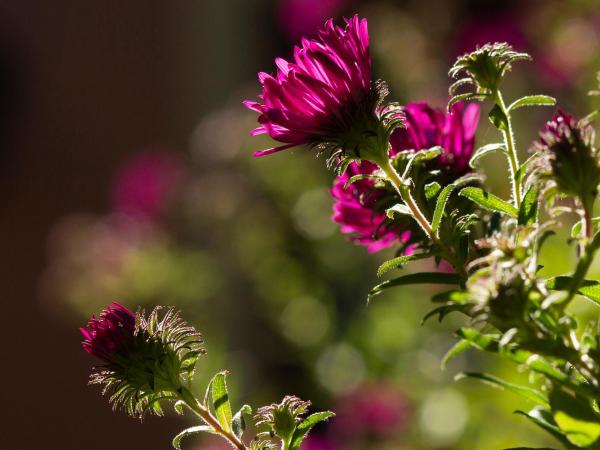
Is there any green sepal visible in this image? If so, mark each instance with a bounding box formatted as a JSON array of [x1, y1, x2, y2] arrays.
[[289, 411, 335, 450]]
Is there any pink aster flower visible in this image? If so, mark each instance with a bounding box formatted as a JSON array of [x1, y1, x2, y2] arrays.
[[331, 160, 410, 253], [391, 101, 480, 179], [245, 16, 390, 159], [80, 301, 136, 364], [331, 101, 479, 252], [332, 383, 410, 440]]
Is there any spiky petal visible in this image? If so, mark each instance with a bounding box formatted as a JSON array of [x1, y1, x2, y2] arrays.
[[245, 16, 397, 162]]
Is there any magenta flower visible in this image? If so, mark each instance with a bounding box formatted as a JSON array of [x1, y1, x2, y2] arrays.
[[391, 101, 480, 179], [331, 101, 479, 252], [245, 15, 377, 158], [331, 160, 410, 253], [80, 301, 136, 364], [301, 435, 337, 450]]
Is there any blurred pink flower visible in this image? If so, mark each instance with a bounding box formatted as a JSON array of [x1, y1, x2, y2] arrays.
[[332, 382, 410, 440], [277, 0, 349, 41], [301, 435, 337, 450], [111, 150, 184, 221], [245, 15, 372, 156], [454, 14, 527, 58]]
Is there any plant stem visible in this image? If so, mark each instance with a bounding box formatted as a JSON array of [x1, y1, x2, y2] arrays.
[[494, 90, 522, 208], [379, 158, 468, 280], [179, 386, 247, 450]]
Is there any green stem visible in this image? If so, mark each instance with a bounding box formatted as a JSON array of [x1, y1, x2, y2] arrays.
[[379, 158, 468, 280], [179, 386, 247, 450], [494, 90, 522, 208]]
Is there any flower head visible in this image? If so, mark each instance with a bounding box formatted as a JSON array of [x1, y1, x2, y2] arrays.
[[81, 303, 205, 417], [81, 301, 136, 364], [245, 16, 399, 163], [331, 160, 411, 253], [449, 42, 531, 102], [391, 101, 480, 179], [533, 110, 600, 208], [331, 102, 479, 253]]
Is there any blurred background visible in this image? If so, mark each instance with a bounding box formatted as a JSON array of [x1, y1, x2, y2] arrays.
[[3, 1, 600, 449]]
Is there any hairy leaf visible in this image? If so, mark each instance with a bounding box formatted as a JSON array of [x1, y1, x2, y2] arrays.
[[377, 253, 431, 277], [518, 184, 539, 225], [469, 143, 506, 168], [459, 186, 518, 217], [211, 371, 232, 433], [172, 426, 215, 449], [232, 404, 252, 439], [508, 95, 556, 111], [368, 272, 462, 302], [289, 411, 335, 450], [489, 104, 509, 131], [455, 372, 549, 407], [546, 276, 600, 306]]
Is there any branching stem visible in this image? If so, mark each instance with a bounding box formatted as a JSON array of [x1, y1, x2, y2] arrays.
[[494, 90, 522, 208]]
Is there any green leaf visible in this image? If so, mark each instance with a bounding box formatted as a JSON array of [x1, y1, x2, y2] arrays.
[[432, 184, 456, 234], [377, 253, 431, 277], [489, 104, 509, 131], [211, 371, 233, 433], [431, 290, 470, 304], [441, 339, 472, 369], [172, 426, 215, 449], [571, 217, 600, 238], [508, 95, 556, 111], [469, 143, 506, 168], [425, 181, 441, 200], [368, 272, 462, 302], [289, 411, 335, 450], [422, 304, 465, 324], [455, 372, 549, 408], [546, 276, 600, 306], [386, 203, 412, 219], [579, 109, 600, 127], [518, 184, 539, 225], [550, 388, 600, 447], [231, 404, 252, 439], [343, 173, 386, 189], [515, 408, 574, 449], [459, 186, 518, 217]]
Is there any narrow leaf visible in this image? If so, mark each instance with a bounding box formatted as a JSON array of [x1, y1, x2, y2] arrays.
[[546, 276, 600, 305], [571, 217, 600, 238], [515, 408, 574, 449], [508, 95, 556, 111], [469, 143, 506, 168], [459, 187, 518, 217], [432, 184, 455, 234], [455, 372, 549, 407], [518, 184, 539, 225], [368, 272, 461, 302], [231, 404, 252, 439], [289, 411, 335, 450], [489, 104, 509, 131], [386, 203, 412, 219], [422, 304, 465, 324], [377, 253, 431, 277], [441, 339, 471, 370], [172, 426, 215, 450], [211, 371, 232, 433], [579, 109, 600, 127]]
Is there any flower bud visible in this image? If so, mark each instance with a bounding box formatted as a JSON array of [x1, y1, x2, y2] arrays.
[[255, 396, 311, 441], [449, 42, 531, 94], [534, 110, 600, 209], [81, 302, 205, 417]]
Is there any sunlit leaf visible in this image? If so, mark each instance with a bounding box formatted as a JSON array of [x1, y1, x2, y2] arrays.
[[508, 95, 556, 111], [368, 272, 462, 302], [211, 371, 232, 433], [455, 372, 549, 407], [518, 184, 539, 225], [469, 143, 506, 168], [172, 426, 215, 449], [377, 253, 431, 277], [232, 404, 252, 439], [289, 411, 335, 450], [459, 187, 518, 217]]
